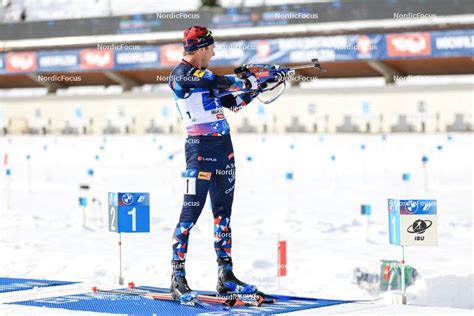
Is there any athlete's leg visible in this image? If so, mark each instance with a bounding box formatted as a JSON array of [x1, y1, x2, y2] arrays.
[[209, 146, 235, 260], [172, 140, 214, 263], [209, 138, 257, 294], [171, 139, 217, 298]]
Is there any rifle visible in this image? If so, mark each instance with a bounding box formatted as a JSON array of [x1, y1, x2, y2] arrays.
[[215, 58, 326, 104]]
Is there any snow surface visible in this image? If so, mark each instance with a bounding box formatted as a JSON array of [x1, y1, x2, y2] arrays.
[[0, 133, 472, 315]]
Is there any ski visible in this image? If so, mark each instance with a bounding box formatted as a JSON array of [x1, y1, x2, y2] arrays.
[[128, 282, 268, 307], [210, 291, 270, 306], [256, 291, 381, 304], [128, 283, 270, 307], [91, 287, 228, 311]]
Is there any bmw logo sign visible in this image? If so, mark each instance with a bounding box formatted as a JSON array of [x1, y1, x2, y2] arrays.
[[122, 193, 134, 205], [405, 200, 418, 214]]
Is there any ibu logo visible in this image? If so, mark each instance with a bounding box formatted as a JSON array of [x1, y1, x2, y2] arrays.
[[407, 219, 433, 235]]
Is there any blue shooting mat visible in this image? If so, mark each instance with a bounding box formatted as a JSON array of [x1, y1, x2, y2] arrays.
[[9, 285, 351, 315], [0, 277, 77, 293]]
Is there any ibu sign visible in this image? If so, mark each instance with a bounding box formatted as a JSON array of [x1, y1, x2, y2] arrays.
[[108, 192, 150, 233], [388, 199, 437, 246]]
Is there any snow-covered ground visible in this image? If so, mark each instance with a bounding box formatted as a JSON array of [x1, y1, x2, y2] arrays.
[[0, 133, 472, 315]]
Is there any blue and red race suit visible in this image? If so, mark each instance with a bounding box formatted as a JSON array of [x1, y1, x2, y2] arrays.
[[169, 59, 257, 263]]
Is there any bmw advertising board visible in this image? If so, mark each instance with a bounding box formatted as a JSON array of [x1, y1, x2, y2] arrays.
[[108, 192, 150, 233]]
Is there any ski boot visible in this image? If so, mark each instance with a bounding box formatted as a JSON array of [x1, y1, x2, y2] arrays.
[[170, 260, 196, 303], [216, 258, 257, 294]]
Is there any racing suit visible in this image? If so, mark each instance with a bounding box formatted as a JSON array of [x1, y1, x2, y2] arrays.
[[169, 59, 257, 263]]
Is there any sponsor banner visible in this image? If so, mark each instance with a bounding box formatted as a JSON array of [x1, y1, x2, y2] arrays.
[[352, 34, 385, 60], [160, 44, 183, 67], [5, 51, 37, 73], [0, 29, 472, 75], [431, 29, 474, 57], [211, 33, 385, 66], [80, 49, 114, 69], [279, 35, 354, 62], [382, 29, 473, 59], [115, 46, 160, 69], [386, 32, 432, 58], [37, 50, 80, 72], [117, 192, 149, 206], [399, 199, 437, 215], [211, 41, 254, 66], [284, 33, 384, 62]]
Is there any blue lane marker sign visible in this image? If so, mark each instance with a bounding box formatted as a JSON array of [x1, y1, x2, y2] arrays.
[[361, 204, 371, 216], [79, 197, 88, 207], [388, 199, 401, 245], [108, 193, 150, 233]]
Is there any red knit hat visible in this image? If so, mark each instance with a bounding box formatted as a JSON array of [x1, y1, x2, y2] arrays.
[[183, 26, 214, 52]]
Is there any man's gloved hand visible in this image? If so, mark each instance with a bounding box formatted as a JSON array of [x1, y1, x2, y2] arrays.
[[265, 69, 290, 83], [244, 74, 260, 91]]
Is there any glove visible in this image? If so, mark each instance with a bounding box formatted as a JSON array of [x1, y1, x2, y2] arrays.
[[265, 69, 289, 83], [244, 74, 260, 91]]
